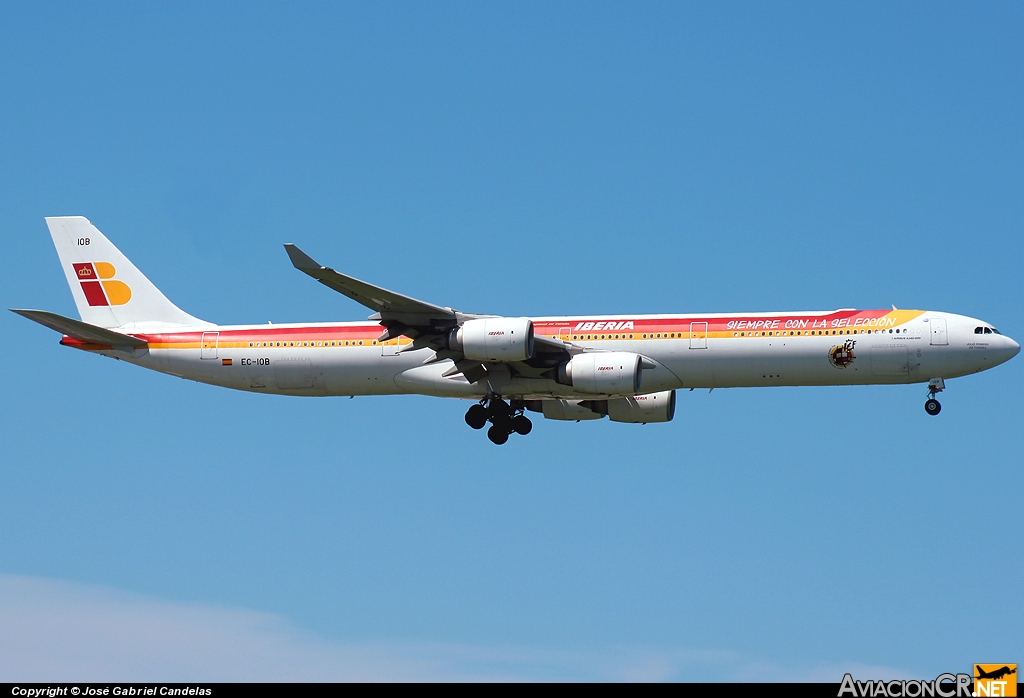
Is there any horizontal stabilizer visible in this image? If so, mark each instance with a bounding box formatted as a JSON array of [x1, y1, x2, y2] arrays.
[[10, 309, 148, 347], [284, 244, 456, 321]]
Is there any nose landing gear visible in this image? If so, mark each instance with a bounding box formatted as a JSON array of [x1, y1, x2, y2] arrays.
[[465, 396, 533, 444], [925, 377, 945, 416]]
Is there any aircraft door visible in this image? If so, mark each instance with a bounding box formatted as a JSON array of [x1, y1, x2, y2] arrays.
[[381, 337, 401, 356], [200, 332, 219, 359], [929, 318, 948, 346], [689, 322, 708, 349]]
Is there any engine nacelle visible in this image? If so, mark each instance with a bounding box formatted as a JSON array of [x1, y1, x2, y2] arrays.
[[538, 399, 604, 421], [449, 317, 534, 362], [606, 390, 676, 423], [557, 351, 642, 395]]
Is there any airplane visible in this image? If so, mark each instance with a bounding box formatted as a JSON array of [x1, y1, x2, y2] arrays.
[[12, 216, 1020, 445], [975, 666, 1016, 681]]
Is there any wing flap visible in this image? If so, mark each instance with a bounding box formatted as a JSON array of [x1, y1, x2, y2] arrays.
[[11, 309, 148, 347]]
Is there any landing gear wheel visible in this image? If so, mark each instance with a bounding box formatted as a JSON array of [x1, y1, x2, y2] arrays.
[[492, 413, 513, 432], [512, 415, 533, 435], [924, 399, 941, 416], [487, 400, 511, 421], [487, 424, 510, 445], [465, 404, 487, 429]]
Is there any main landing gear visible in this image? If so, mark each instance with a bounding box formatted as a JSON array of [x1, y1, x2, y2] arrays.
[[925, 377, 945, 416], [465, 396, 533, 444]]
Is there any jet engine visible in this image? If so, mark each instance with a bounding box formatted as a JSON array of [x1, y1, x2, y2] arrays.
[[531, 390, 676, 424], [537, 399, 604, 421], [448, 318, 534, 362], [602, 390, 676, 423], [555, 351, 642, 395]]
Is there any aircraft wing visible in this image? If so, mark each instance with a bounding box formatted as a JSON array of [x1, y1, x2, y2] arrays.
[[11, 309, 148, 347], [284, 244, 578, 382], [533, 333, 583, 354], [284, 244, 457, 323]]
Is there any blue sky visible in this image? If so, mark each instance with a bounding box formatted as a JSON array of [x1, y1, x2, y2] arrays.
[[1, 2, 1021, 681]]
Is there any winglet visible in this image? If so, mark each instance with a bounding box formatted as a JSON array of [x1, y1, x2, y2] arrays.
[[284, 243, 322, 272]]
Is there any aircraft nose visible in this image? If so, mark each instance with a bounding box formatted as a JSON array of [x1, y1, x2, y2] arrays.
[[1009, 337, 1021, 359]]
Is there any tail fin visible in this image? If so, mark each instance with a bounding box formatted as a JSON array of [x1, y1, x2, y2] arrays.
[[46, 216, 208, 329]]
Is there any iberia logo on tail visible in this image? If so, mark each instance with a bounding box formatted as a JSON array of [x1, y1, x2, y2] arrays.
[[72, 262, 132, 306]]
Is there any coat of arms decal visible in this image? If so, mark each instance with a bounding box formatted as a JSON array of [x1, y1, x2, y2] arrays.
[[829, 339, 857, 368]]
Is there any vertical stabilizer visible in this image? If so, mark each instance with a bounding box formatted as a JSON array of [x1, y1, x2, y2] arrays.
[[46, 216, 209, 329]]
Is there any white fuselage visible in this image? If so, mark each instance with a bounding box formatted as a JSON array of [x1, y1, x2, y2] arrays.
[[74, 309, 1019, 400]]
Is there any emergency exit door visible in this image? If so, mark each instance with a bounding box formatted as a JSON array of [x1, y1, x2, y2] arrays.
[[200, 332, 219, 359], [690, 322, 708, 349]]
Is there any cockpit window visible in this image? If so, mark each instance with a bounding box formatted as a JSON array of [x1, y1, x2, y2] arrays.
[[992, 328, 1001, 335], [984, 327, 992, 334], [975, 327, 984, 334]]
